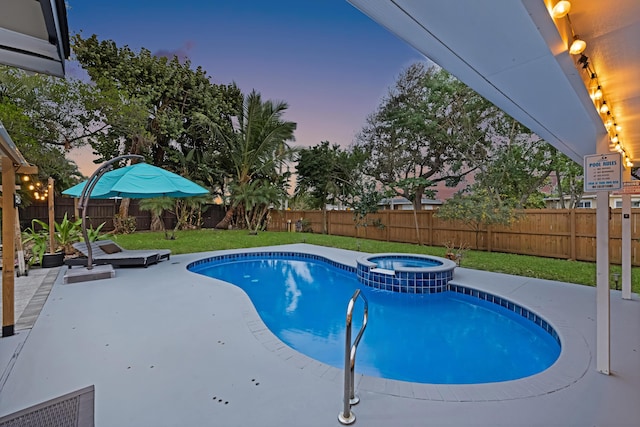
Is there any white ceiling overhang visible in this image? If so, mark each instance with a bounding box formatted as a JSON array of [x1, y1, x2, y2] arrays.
[[347, 0, 640, 165], [0, 0, 70, 78]]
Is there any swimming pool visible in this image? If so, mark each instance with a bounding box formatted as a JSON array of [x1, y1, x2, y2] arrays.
[[188, 252, 561, 384]]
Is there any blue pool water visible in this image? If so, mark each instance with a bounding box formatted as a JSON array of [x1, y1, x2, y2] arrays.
[[190, 256, 561, 384], [368, 255, 441, 269]]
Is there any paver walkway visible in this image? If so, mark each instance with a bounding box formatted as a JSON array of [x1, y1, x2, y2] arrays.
[[0, 266, 60, 329]]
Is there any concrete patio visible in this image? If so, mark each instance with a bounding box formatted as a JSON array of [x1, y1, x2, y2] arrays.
[[0, 244, 638, 426]]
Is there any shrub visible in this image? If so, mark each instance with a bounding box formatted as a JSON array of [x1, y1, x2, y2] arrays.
[[113, 214, 137, 234]]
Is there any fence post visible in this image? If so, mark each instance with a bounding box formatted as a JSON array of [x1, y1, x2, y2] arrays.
[[385, 210, 390, 242], [487, 225, 492, 252], [427, 211, 433, 246], [73, 198, 79, 221], [570, 209, 576, 260]]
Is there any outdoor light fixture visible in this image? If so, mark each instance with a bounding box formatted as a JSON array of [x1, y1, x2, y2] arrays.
[[548, 1, 632, 168], [569, 35, 586, 55], [27, 180, 49, 200], [551, 1, 571, 18], [594, 85, 603, 100], [599, 101, 609, 114]]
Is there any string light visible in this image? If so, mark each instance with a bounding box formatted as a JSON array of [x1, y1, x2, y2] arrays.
[[25, 179, 49, 201], [548, 1, 633, 168], [551, 1, 571, 18], [569, 35, 587, 55], [599, 101, 609, 114], [593, 85, 603, 100]]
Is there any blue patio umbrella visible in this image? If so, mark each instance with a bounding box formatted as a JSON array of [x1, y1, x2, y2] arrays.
[[62, 163, 209, 199], [62, 157, 209, 271]]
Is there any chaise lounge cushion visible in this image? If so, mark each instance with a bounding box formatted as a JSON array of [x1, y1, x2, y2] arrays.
[[98, 243, 122, 254]]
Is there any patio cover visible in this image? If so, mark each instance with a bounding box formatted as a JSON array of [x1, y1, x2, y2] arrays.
[[1, 0, 70, 337], [0, 0, 70, 78]]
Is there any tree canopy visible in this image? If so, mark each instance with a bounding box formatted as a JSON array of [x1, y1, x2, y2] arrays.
[[295, 141, 364, 233], [357, 60, 585, 231], [355, 62, 496, 210], [0, 66, 85, 194], [72, 34, 243, 184]]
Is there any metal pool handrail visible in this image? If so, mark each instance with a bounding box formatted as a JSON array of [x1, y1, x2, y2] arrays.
[[338, 289, 369, 425]]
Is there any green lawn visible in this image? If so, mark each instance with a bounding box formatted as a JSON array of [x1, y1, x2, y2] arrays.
[[112, 229, 640, 294]]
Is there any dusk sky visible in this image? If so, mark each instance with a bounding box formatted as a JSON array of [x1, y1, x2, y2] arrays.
[[65, 0, 426, 176]]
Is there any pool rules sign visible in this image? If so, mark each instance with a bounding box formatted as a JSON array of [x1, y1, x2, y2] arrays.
[[584, 153, 622, 191]]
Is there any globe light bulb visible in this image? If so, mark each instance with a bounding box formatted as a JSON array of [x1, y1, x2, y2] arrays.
[[594, 86, 603, 100], [551, 1, 571, 18]]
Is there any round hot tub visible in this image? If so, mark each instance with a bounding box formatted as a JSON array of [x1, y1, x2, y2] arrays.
[[356, 253, 456, 293]]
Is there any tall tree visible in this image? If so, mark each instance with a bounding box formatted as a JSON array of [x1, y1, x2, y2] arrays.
[[72, 34, 241, 171], [552, 152, 584, 208], [295, 141, 360, 233], [356, 62, 495, 211], [200, 90, 296, 229], [472, 117, 556, 209], [72, 34, 242, 222], [232, 179, 284, 234]]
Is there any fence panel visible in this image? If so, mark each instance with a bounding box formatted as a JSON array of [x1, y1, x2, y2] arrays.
[[19, 198, 225, 232], [267, 208, 640, 267], [23, 202, 640, 266], [329, 211, 356, 238]]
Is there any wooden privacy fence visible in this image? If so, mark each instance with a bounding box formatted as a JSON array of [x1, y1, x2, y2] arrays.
[[269, 209, 640, 266], [19, 198, 226, 232]]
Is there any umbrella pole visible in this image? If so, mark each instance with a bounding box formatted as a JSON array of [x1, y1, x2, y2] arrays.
[[79, 155, 144, 269]]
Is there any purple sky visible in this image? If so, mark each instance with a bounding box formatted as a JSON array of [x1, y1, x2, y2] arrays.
[[65, 0, 424, 176]]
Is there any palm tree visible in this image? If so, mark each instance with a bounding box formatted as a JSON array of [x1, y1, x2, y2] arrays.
[[232, 179, 283, 234], [214, 90, 296, 229], [138, 197, 175, 239]]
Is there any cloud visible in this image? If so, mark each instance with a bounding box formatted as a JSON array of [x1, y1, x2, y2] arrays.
[[153, 40, 195, 63]]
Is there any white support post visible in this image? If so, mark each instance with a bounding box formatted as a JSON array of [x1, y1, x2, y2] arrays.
[[596, 190, 610, 374], [593, 134, 613, 375], [621, 168, 632, 300]]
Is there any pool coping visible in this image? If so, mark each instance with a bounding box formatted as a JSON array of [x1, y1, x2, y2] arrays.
[[193, 246, 591, 402]]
